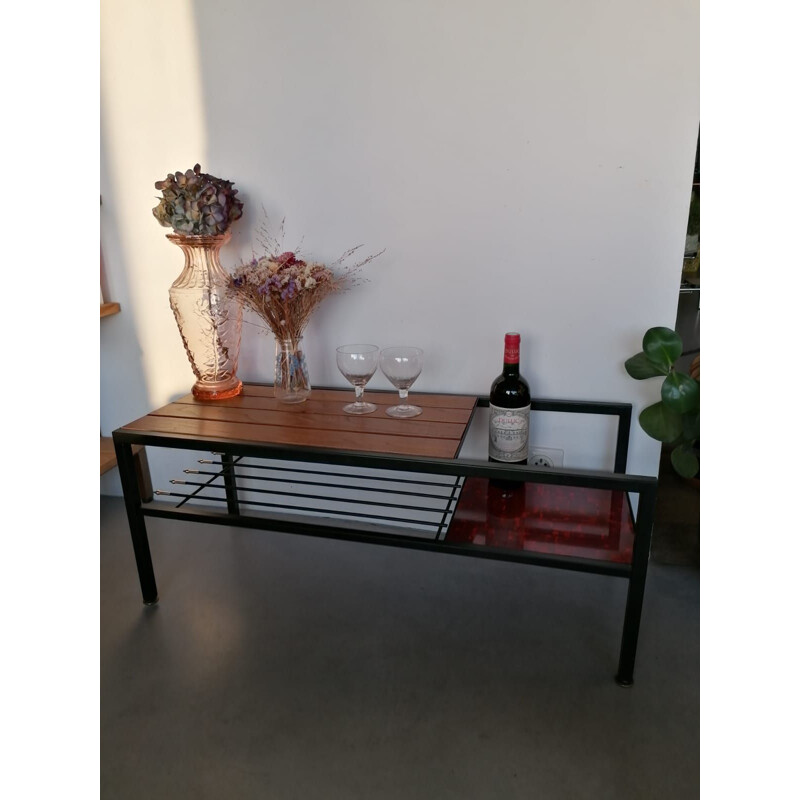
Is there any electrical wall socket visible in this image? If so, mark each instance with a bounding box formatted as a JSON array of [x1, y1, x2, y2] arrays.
[[529, 447, 564, 468]]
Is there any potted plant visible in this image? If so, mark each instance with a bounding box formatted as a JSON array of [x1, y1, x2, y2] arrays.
[[152, 164, 245, 400], [624, 327, 699, 479]]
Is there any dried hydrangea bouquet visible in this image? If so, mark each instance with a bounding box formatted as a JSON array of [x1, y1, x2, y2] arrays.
[[230, 217, 383, 403], [153, 164, 245, 400]]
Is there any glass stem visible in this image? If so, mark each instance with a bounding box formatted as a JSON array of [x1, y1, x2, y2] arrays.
[[355, 385, 365, 404], [398, 388, 409, 406]]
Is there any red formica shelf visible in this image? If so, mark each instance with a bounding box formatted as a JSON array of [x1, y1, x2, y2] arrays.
[[447, 478, 634, 564]]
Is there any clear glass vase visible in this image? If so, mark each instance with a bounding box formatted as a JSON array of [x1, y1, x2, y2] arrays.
[[167, 232, 243, 400], [274, 336, 311, 403]]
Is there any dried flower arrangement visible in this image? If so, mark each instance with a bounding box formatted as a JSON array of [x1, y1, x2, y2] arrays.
[[230, 216, 384, 347], [153, 164, 244, 235]]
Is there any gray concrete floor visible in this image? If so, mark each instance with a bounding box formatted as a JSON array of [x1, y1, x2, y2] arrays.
[[101, 494, 699, 799]]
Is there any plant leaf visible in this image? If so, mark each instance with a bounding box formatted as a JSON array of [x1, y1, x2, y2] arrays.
[[625, 351, 669, 379], [682, 412, 700, 442], [671, 444, 699, 479], [643, 327, 683, 372], [661, 371, 700, 413], [639, 401, 683, 443]]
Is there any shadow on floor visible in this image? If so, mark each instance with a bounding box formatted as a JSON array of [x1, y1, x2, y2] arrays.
[[101, 489, 699, 800]]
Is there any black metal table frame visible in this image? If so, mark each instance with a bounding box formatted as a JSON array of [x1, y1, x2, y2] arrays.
[[113, 392, 658, 686]]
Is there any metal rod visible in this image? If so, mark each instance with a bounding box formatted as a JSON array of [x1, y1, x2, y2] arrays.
[[192, 383, 634, 419], [614, 406, 632, 474], [184, 469, 456, 501], [113, 435, 159, 605], [152, 490, 444, 528], [615, 483, 657, 686], [221, 453, 240, 515], [164, 480, 452, 517], [436, 476, 464, 540], [142, 502, 633, 578], [156, 489, 226, 499], [455, 402, 479, 458], [175, 463, 225, 509], [196, 459, 457, 488], [113, 430, 657, 494]]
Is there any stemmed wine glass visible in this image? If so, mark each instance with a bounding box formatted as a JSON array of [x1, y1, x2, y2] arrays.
[[336, 344, 380, 414], [379, 346, 424, 418]]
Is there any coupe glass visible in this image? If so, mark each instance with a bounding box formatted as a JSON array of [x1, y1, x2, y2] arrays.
[[336, 344, 380, 414], [379, 346, 424, 418]]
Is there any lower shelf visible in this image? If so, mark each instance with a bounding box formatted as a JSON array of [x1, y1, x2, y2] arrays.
[[147, 451, 635, 571], [446, 478, 634, 564], [154, 453, 463, 537]]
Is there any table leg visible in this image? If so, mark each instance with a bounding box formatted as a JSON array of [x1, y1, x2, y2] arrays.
[[615, 485, 657, 686], [133, 446, 153, 503], [114, 437, 159, 605], [436, 476, 462, 540], [221, 453, 240, 515]]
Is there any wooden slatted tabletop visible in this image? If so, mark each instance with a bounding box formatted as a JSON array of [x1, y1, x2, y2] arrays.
[[122, 384, 478, 459]]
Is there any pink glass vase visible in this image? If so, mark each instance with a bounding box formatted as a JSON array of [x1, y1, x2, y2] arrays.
[[167, 232, 243, 400]]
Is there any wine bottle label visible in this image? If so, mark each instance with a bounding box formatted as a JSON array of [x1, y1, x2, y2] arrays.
[[489, 404, 530, 462]]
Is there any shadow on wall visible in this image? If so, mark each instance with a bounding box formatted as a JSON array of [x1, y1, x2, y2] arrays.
[[100, 141, 151, 435], [100, 0, 215, 494], [100, 135, 153, 495]]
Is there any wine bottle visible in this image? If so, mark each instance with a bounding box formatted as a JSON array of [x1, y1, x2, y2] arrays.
[[488, 332, 531, 464]]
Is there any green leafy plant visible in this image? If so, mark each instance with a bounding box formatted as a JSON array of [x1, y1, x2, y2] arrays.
[[152, 163, 244, 235], [625, 327, 699, 479]]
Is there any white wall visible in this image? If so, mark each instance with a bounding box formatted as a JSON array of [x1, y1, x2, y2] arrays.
[[100, 0, 699, 496]]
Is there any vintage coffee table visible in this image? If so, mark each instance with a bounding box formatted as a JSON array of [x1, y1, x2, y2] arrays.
[[113, 384, 658, 686]]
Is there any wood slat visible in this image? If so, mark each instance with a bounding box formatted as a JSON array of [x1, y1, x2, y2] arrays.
[[234, 385, 477, 409], [171, 392, 474, 424], [100, 302, 121, 318], [149, 401, 467, 440], [100, 436, 118, 474], [122, 414, 461, 459], [100, 436, 144, 474]]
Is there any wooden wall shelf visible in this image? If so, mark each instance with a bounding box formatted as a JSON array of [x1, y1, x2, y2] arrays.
[[101, 436, 125, 475], [101, 294, 152, 497], [101, 436, 152, 501]]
